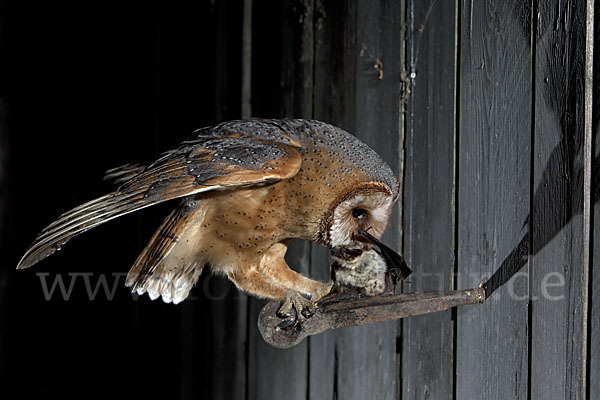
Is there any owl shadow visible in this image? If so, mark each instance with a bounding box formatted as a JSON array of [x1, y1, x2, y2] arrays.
[[483, 136, 598, 298], [482, 2, 597, 297]]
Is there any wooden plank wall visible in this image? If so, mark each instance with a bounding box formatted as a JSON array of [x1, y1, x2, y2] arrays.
[[248, 1, 404, 398], [407, 0, 595, 399], [1, 0, 598, 399], [403, 0, 456, 398], [246, 4, 595, 398], [247, 1, 312, 399], [592, 0, 599, 391], [592, 2, 600, 394], [531, 1, 589, 399], [320, 2, 402, 399], [456, 1, 532, 399], [0, 0, 7, 379], [246, 1, 591, 398]]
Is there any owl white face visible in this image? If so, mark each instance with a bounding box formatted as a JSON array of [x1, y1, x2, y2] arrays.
[[328, 190, 394, 248]]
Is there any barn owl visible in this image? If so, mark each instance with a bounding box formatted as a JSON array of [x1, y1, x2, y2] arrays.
[[17, 119, 409, 322]]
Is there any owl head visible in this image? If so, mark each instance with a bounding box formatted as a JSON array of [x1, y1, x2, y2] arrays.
[[325, 181, 395, 249], [324, 181, 411, 282]]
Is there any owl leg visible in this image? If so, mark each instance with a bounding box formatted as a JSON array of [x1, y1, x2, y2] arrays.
[[227, 269, 289, 299], [228, 242, 333, 323], [226, 246, 327, 301], [259, 243, 333, 301], [226, 267, 316, 323], [260, 243, 333, 323]]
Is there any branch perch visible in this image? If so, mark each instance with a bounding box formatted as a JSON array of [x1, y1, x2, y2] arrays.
[[258, 287, 486, 348]]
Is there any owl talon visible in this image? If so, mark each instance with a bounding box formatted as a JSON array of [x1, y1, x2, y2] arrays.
[[277, 290, 317, 324], [301, 308, 314, 319], [275, 308, 292, 319], [275, 318, 298, 331]]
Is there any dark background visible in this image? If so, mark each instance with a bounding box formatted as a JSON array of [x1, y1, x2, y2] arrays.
[[1, 1, 599, 399], [0, 1, 248, 398]]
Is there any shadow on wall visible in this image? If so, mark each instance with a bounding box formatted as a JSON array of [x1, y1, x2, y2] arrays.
[[484, 1, 595, 296]]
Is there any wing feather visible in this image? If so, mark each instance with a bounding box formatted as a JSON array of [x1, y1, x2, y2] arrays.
[[17, 130, 302, 269], [103, 163, 146, 184]]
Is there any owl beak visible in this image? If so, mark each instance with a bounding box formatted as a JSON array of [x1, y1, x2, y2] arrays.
[[357, 229, 412, 281]]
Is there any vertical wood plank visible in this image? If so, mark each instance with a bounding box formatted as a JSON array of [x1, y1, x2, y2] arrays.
[[247, 242, 309, 400], [202, 279, 248, 400], [307, 246, 336, 399], [247, 1, 314, 399], [277, 0, 315, 118], [132, 1, 247, 399], [207, 1, 247, 399], [0, 0, 8, 377], [591, 42, 599, 398], [313, 1, 402, 399], [402, 0, 457, 398], [311, 2, 358, 397], [584, 1, 594, 397], [307, 0, 337, 374], [456, 1, 531, 399], [531, 1, 589, 399], [0, 53, 8, 381], [183, 1, 246, 398], [241, 0, 252, 119], [591, 2, 600, 393]]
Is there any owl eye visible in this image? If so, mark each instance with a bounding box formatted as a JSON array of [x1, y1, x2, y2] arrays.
[[352, 208, 367, 219]]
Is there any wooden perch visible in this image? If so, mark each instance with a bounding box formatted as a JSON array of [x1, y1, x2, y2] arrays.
[[258, 287, 486, 348]]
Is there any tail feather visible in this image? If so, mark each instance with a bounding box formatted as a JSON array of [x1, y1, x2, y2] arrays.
[[17, 190, 151, 269], [125, 200, 206, 304], [126, 204, 188, 289]]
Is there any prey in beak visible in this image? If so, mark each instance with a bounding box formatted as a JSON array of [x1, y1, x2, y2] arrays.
[[357, 229, 412, 285], [327, 229, 411, 298]]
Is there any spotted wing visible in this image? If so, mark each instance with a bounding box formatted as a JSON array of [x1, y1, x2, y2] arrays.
[[17, 134, 302, 269]]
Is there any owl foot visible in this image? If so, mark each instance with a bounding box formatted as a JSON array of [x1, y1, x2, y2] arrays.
[[276, 290, 317, 326], [276, 281, 334, 329]]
